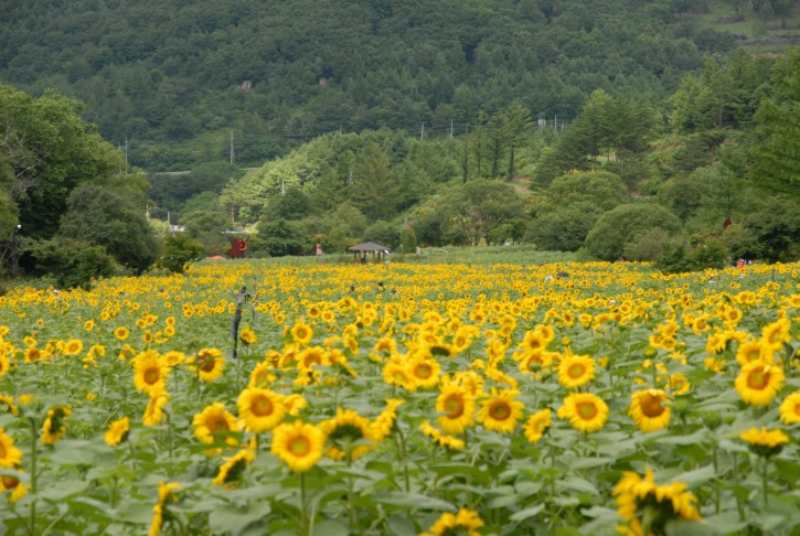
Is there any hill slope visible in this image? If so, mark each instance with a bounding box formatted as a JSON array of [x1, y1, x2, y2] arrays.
[[1, 0, 739, 169]]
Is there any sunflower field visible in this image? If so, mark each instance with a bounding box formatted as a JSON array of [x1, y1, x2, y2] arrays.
[[1, 260, 800, 535]]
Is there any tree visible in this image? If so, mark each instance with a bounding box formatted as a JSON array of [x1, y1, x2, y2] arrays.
[[547, 170, 627, 211], [585, 203, 682, 261], [749, 50, 800, 196], [59, 184, 159, 273], [266, 186, 311, 221], [255, 219, 307, 257]]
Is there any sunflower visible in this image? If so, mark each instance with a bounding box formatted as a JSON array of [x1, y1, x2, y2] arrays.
[[762, 318, 790, 351], [0, 352, 9, 377], [0, 395, 17, 416], [557, 393, 608, 433], [148, 481, 181, 536], [613, 467, 700, 536], [0, 428, 22, 468], [735, 361, 784, 407], [420, 420, 465, 451], [41, 405, 72, 445], [736, 339, 774, 366], [63, 339, 83, 356], [1, 472, 28, 503], [298, 346, 329, 369], [628, 389, 670, 432], [557, 354, 595, 389], [248, 361, 276, 388], [283, 394, 308, 417], [371, 399, 404, 441], [143, 393, 169, 427], [740, 427, 789, 457], [133, 351, 169, 396], [104, 417, 131, 447], [237, 387, 285, 432], [162, 351, 185, 367], [436, 383, 475, 434], [270, 420, 325, 472], [421, 508, 484, 536], [479, 389, 523, 434], [320, 408, 375, 461], [194, 348, 225, 382], [291, 321, 313, 346], [383, 357, 413, 390], [213, 448, 256, 486], [779, 391, 800, 425], [192, 402, 240, 446], [407, 354, 441, 389], [24, 347, 42, 363], [669, 373, 691, 396], [239, 326, 257, 346]]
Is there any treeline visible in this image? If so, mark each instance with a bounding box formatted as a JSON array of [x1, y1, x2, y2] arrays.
[[1, 0, 739, 169], [205, 49, 800, 270]]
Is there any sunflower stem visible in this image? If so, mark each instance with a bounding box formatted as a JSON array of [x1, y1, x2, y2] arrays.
[[347, 455, 357, 531], [394, 425, 410, 493], [299, 471, 309, 535], [29, 416, 38, 535], [762, 457, 769, 508]]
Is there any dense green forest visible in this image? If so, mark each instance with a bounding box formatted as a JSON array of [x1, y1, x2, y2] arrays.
[[2, 0, 800, 286], [0, 0, 758, 169]]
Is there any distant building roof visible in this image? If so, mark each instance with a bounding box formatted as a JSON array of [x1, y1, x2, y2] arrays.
[[349, 241, 391, 252]]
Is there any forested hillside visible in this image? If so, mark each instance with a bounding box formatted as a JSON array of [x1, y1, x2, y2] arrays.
[[1, 0, 744, 169]]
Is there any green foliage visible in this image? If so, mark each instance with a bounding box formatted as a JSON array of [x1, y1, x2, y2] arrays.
[[526, 203, 598, 252], [150, 161, 243, 213], [0, 0, 720, 169], [0, 85, 123, 240], [58, 184, 159, 273], [266, 187, 312, 221], [24, 237, 117, 289], [363, 220, 401, 250], [160, 233, 205, 273], [254, 219, 307, 257], [749, 49, 800, 195], [400, 226, 417, 254], [183, 210, 230, 256], [739, 197, 800, 262], [656, 233, 731, 273], [585, 203, 682, 261], [548, 170, 628, 211], [0, 191, 18, 242]]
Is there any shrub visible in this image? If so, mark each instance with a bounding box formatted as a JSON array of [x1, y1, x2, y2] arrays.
[[254, 219, 307, 257], [656, 234, 730, 273], [623, 228, 671, 261], [160, 233, 205, 273], [585, 203, 681, 261], [363, 220, 401, 250], [25, 237, 117, 289], [526, 203, 599, 251], [400, 226, 417, 253]]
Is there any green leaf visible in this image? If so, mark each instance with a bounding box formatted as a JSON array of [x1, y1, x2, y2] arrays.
[[387, 515, 416, 536], [376, 492, 454, 511], [509, 504, 544, 522], [557, 476, 597, 495], [671, 464, 716, 488], [312, 520, 349, 536], [209, 507, 269, 535]]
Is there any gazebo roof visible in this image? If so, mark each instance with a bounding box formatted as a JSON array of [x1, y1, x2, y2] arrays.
[[348, 241, 391, 252]]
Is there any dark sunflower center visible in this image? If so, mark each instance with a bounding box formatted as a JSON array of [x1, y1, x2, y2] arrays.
[[489, 402, 511, 421], [747, 369, 769, 390], [577, 401, 598, 420], [330, 423, 364, 443], [444, 396, 464, 418], [144, 367, 160, 385], [640, 394, 665, 418], [414, 363, 433, 379], [251, 395, 274, 417], [567, 363, 586, 379], [289, 435, 311, 456], [199, 356, 216, 372]]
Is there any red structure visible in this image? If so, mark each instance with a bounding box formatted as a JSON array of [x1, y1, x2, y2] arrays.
[[228, 237, 248, 258]]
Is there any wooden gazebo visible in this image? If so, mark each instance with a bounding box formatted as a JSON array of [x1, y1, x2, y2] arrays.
[[349, 241, 391, 263]]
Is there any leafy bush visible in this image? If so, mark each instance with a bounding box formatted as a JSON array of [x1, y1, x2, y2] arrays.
[[59, 184, 159, 273], [585, 203, 681, 261], [400, 226, 417, 253], [623, 228, 671, 261], [253, 219, 307, 257], [656, 234, 730, 273], [363, 221, 401, 250], [160, 233, 205, 273], [526, 204, 598, 252], [24, 237, 117, 289]]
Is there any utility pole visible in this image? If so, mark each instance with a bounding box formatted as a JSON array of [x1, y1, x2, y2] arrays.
[[230, 130, 235, 166], [449, 120, 454, 138], [420, 123, 425, 140], [124, 137, 129, 174]]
